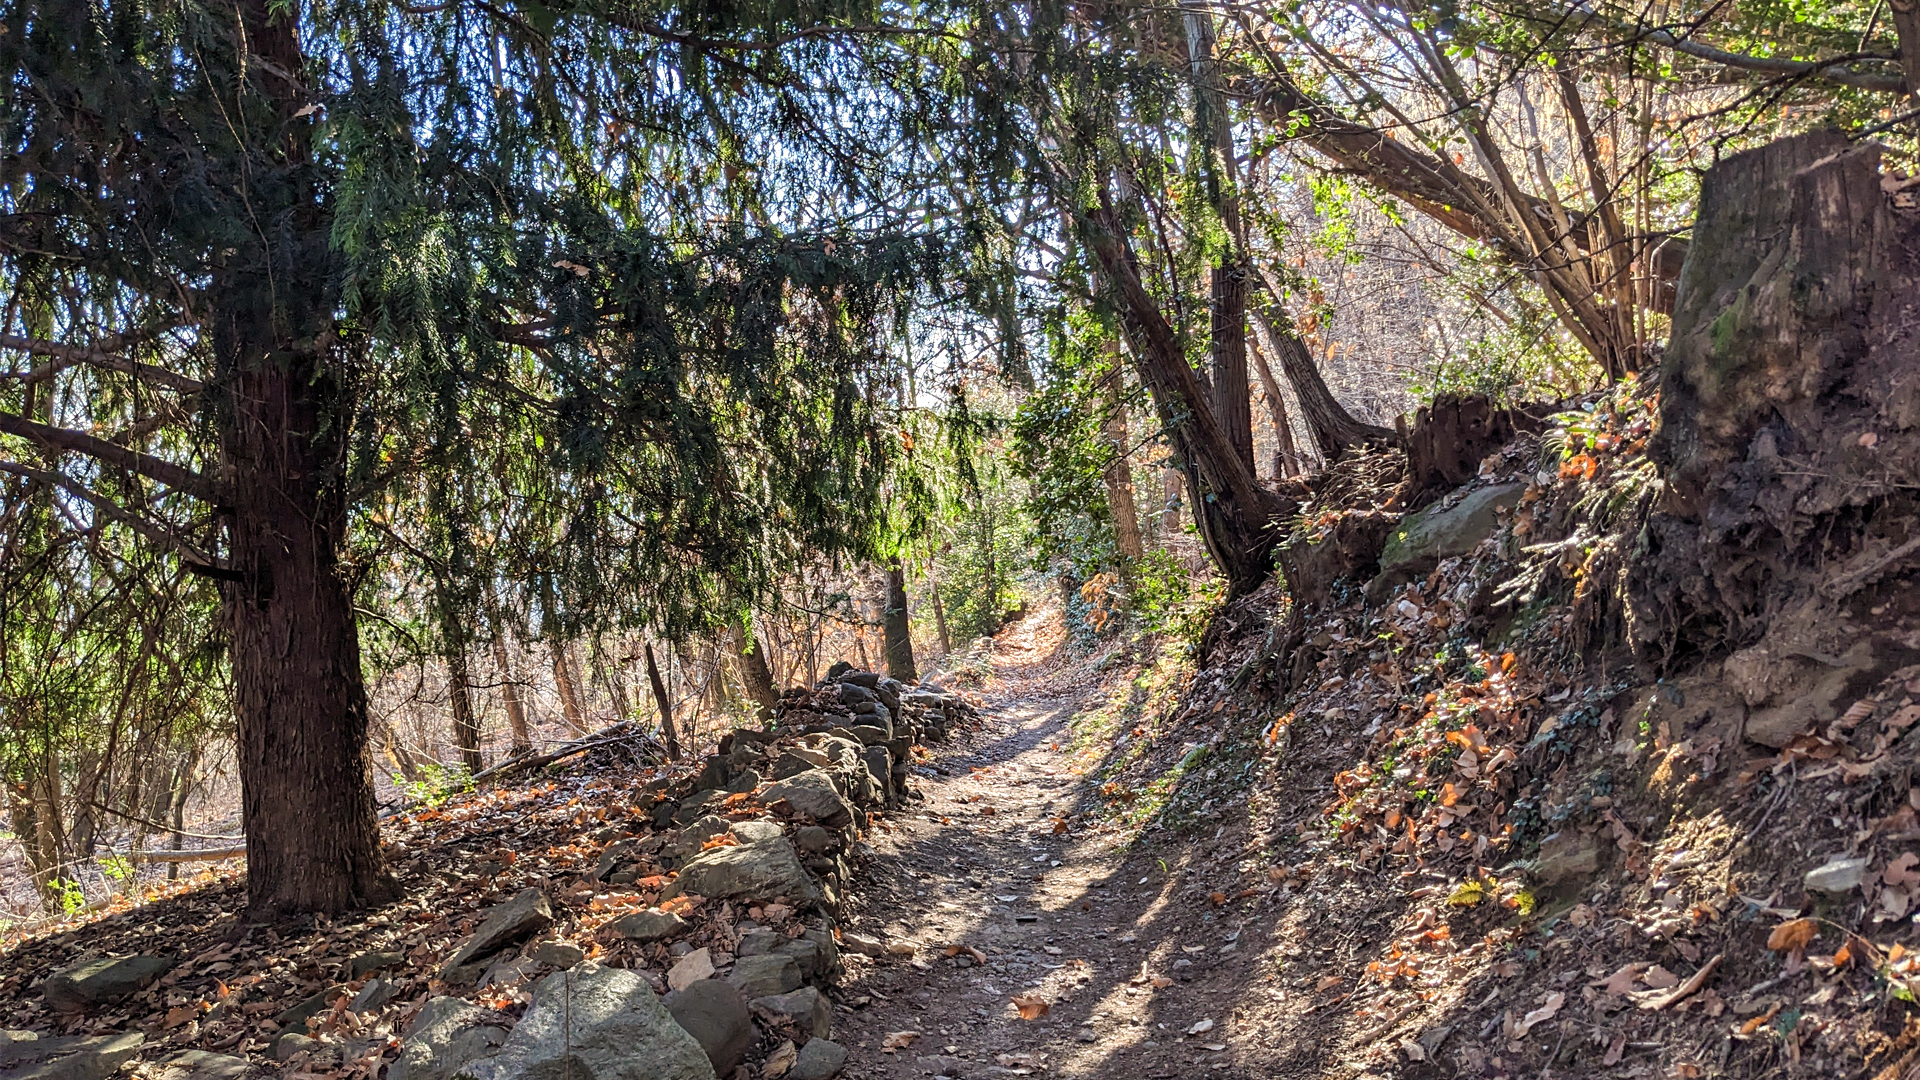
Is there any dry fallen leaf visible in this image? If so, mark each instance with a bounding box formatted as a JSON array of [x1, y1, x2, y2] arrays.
[[1152, 975, 1174, 989], [1512, 991, 1565, 1037], [761, 1039, 797, 1077], [1888, 853, 1920, 890], [1591, 962, 1650, 996], [1012, 994, 1050, 1020], [1186, 1018, 1215, 1035], [880, 1031, 921, 1051], [1315, 975, 1343, 992], [1642, 965, 1679, 990], [1767, 918, 1817, 953]]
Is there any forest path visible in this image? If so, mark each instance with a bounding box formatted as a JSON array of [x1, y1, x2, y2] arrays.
[[830, 617, 1301, 1080]]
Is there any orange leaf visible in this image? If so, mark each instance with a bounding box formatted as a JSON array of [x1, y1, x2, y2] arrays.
[[1767, 918, 1817, 953], [1011, 994, 1049, 1020]]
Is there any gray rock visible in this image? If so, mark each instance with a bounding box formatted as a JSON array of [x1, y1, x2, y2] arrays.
[[730, 820, 786, 846], [608, 908, 689, 944], [793, 826, 837, 854], [443, 888, 553, 972], [725, 953, 802, 998], [590, 840, 634, 882], [661, 840, 820, 906], [673, 789, 722, 825], [724, 769, 761, 795], [388, 997, 512, 1080], [861, 746, 892, 797], [848, 724, 891, 746], [663, 979, 753, 1075], [841, 671, 881, 689], [1534, 830, 1601, 887], [527, 941, 586, 968], [665, 816, 736, 861], [148, 1050, 250, 1080], [348, 978, 401, 1014], [748, 987, 831, 1039], [1367, 482, 1526, 600], [272, 1033, 320, 1062], [836, 683, 876, 706], [774, 938, 824, 980], [42, 954, 174, 1013], [0, 1032, 144, 1080], [349, 950, 405, 979], [791, 1038, 848, 1080], [275, 984, 347, 1032], [1806, 855, 1871, 895], [735, 930, 782, 956], [466, 963, 715, 1080], [761, 771, 855, 829], [773, 752, 823, 780]]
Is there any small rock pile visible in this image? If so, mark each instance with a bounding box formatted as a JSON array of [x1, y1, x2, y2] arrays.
[[379, 667, 976, 1080]]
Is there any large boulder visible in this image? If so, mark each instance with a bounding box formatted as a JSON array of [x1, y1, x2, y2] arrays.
[[0, 1031, 144, 1080], [467, 963, 715, 1080], [1366, 482, 1525, 600], [663, 979, 754, 1075], [443, 888, 553, 973], [42, 954, 173, 1013], [388, 997, 512, 1080], [725, 953, 802, 998], [761, 770, 855, 829], [661, 840, 820, 906]]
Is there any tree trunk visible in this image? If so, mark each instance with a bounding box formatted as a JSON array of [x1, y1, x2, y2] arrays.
[[224, 357, 390, 917], [1104, 375, 1146, 559], [732, 622, 779, 717], [592, 635, 634, 722], [1892, 1, 1920, 98], [210, 0, 387, 919], [645, 642, 681, 761], [550, 639, 589, 735], [927, 570, 953, 655], [1248, 295, 1394, 458], [165, 748, 197, 882], [446, 641, 482, 775], [1084, 201, 1284, 596], [1184, 5, 1257, 475], [883, 562, 918, 683], [1248, 329, 1305, 477], [493, 637, 533, 755]]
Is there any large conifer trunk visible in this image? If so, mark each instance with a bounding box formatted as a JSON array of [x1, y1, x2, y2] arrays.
[[224, 357, 389, 917]]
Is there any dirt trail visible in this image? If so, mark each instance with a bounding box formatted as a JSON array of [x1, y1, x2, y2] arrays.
[[832, 620, 1306, 1080]]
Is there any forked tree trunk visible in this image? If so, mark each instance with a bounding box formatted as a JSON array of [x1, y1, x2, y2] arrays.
[[1248, 331, 1305, 477], [223, 357, 389, 917], [645, 643, 681, 761], [1249, 296, 1394, 458], [493, 637, 534, 755], [1085, 201, 1284, 596], [883, 563, 918, 683]]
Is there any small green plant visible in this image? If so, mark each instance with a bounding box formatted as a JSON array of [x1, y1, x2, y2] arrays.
[[50, 877, 87, 915], [98, 854, 137, 885], [399, 762, 474, 808]]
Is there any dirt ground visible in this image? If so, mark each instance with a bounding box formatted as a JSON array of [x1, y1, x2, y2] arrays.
[[832, 614, 1341, 1080]]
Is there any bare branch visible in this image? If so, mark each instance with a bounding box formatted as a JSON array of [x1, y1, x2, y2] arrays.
[[0, 460, 226, 571], [0, 334, 206, 394], [0, 411, 218, 502]]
